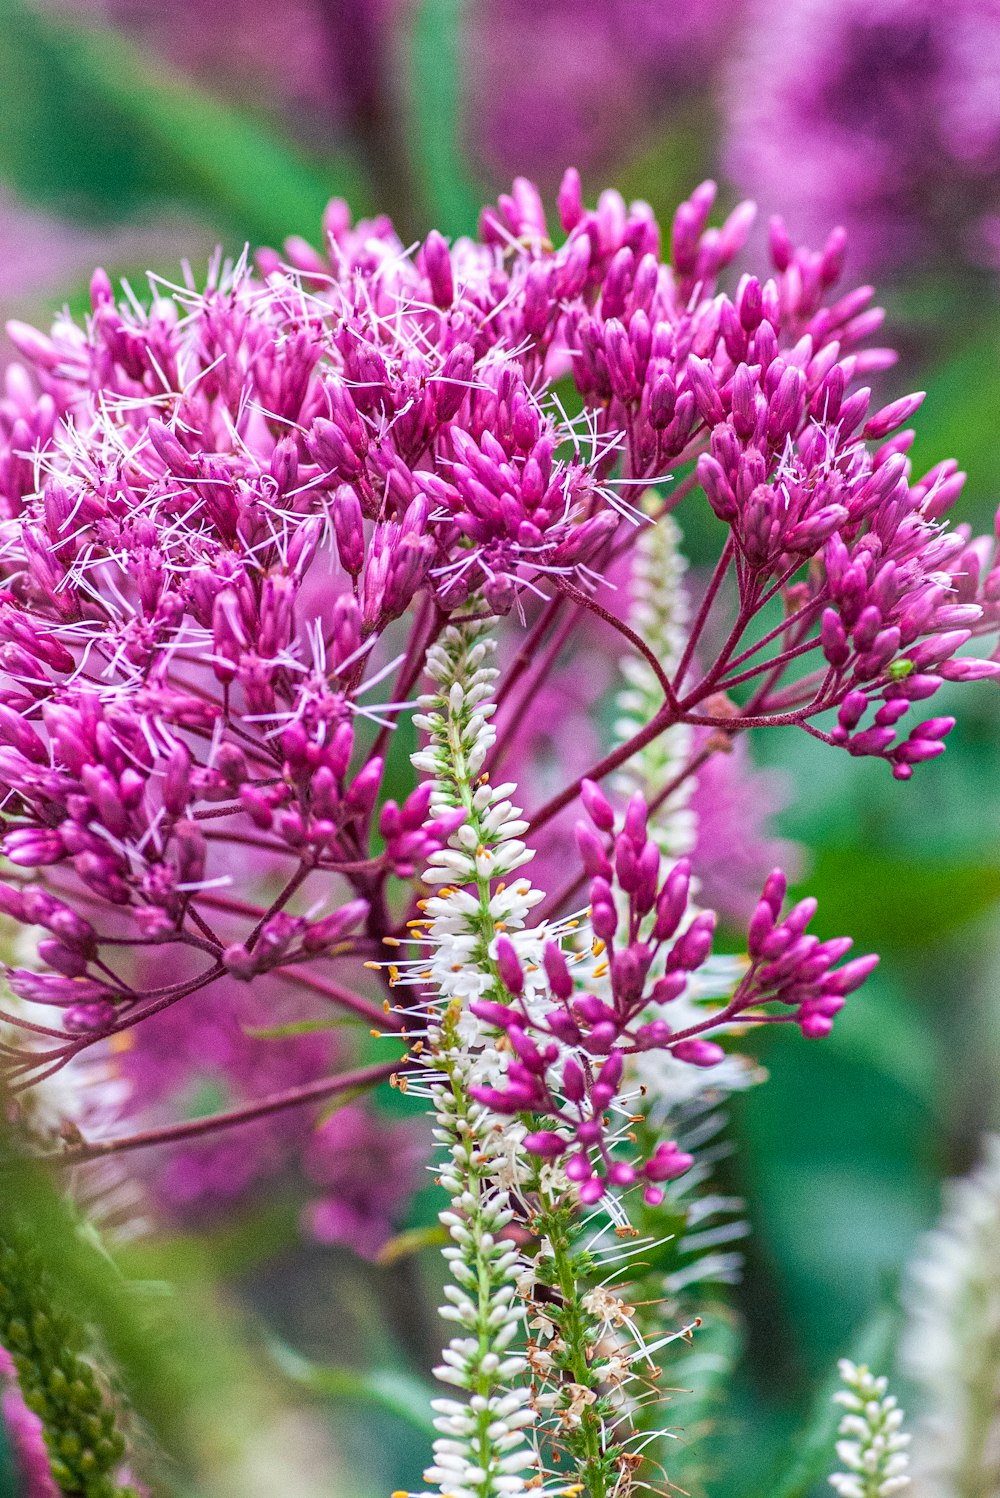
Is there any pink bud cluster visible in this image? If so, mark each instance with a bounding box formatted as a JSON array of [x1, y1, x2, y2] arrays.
[[468, 782, 876, 1203], [0, 171, 990, 1163]]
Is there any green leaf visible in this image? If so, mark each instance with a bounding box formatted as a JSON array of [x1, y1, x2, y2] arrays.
[[406, 0, 482, 237], [242, 1017, 364, 1040], [0, 0, 369, 243], [375, 1223, 449, 1265], [268, 1340, 436, 1436], [758, 1308, 898, 1498]]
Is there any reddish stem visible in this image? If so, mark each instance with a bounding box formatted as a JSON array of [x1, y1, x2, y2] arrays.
[[43, 1060, 399, 1165]]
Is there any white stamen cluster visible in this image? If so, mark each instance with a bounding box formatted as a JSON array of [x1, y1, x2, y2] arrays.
[[410, 623, 548, 1015], [900, 1133, 1000, 1496], [402, 620, 542, 1498], [413, 1064, 539, 1498], [829, 1360, 910, 1498]]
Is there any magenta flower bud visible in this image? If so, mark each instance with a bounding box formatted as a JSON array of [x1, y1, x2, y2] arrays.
[[584, 1021, 618, 1055], [697, 453, 737, 521], [686, 356, 725, 427], [635, 1019, 672, 1049], [614, 834, 639, 893], [332, 486, 366, 576], [766, 365, 805, 445], [651, 974, 686, 1005], [610, 948, 643, 1006], [894, 739, 946, 765], [0, 705, 46, 764], [422, 229, 454, 308], [863, 392, 926, 441], [147, 418, 198, 478], [580, 777, 615, 832], [644, 1140, 694, 1182], [379, 799, 402, 841], [781, 897, 817, 940], [556, 168, 584, 232], [912, 716, 955, 741], [849, 726, 897, 756], [604, 1161, 636, 1188], [800, 1013, 834, 1039], [666, 911, 716, 972], [0, 882, 26, 921], [762, 869, 787, 917], [469, 999, 515, 1030], [524, 1132, 567, 1159], [837, 691, 869, 732], [303, 899, 369, 952], [543, 942, 573, 1001], [3, 828, 64, 866], [747, 898, 775, 957], [623, 791, 649, 849], [435, 342, 475, 421], [786, 504, 849, 553], [37, 937, 88, 978], [162, 741, 191, 816], [768, 216, 792, 272], [174, 820, 207, 887], [576, 821, 612, 881], [821, 608, 850, 668], [345, 756, 383, 817], [597, 1050, 624, 1093], [64, 999, 116, 1033], [558, 1058, 585, 1106], [875, 700, 910, 728], [564, 1152, 593, 1184], [647, 370, 677, 431], [9, 971, 107, 1007], [604, 319, 640, 403], [938, 657, 1000, 682], [578, 1177, 606, 1204], [825, 954, 880, 996], [671, 1039, 725, 1068], [652, 859, 691, 941], [495, 935, 525, 996], [223, 942, 256, 979], [837, 387, 873, 435]]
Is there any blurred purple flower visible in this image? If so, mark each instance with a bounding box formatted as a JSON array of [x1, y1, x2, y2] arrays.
[[724, 0, 1000, 277], [116, 978, 337, 1216], [301, 1103, 426, 1260], [468, 0, 736, 182], [0, 186, 209, 315], [689, 738, 802, 925]]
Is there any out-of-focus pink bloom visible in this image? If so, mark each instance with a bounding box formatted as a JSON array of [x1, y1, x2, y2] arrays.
[[689, 738, 802, 926], [116, 978, 336, 1216], [468, 0, 736, 182], [0, 187, 209, 311], [725, 0, 1000, 277], [302, 1103, 426, 1260], [0, 1347, 59, 1498]]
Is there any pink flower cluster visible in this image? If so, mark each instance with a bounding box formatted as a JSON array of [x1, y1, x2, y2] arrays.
[[470, 782, 875, 1202], [0, 171, 992, 1211]]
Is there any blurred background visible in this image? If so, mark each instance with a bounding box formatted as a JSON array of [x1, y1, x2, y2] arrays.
[[2, 0, 1000, 1493]]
